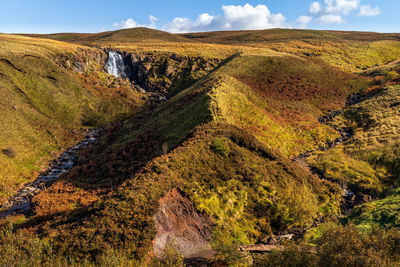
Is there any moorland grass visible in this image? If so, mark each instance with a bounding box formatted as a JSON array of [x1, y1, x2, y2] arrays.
[[1, 28, 400, 265], [309, 85, 400, 195], [0, 34, 144, 201]]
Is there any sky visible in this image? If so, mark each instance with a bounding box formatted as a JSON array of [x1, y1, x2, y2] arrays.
[[0, 0, 398, 34]]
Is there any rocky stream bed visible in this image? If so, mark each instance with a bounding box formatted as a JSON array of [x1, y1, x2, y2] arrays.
[[0, 128, 104, 219], [293, 93, 368, 216]]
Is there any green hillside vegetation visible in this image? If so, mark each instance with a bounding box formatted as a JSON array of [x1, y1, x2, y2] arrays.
[[309, 79, 400, 235], [29, 28, 400, 72], [182, 29, 400, 72], [309, 85, 400, 195], [347, 190, 400, 231], [181, 29, 400, 43], [1, 28, 400, 265], [0, 51, 374, 264], [0, 59, 343, 264], [0, 34, 145, 202], [211, 55, 369, 157], [0, 32, 223, 203]]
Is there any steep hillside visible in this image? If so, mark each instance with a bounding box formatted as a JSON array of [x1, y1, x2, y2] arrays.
[[1, 28, 400, 266], [310, 81, 400, 232], [0, 34, 147, 203], [310, 85, 400, 195], [0, 52, 373, 265], [211, 54, 369, 157], [0, 32, 223, 205]]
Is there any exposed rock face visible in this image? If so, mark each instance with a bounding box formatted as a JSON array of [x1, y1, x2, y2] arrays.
[[56, 48, 108, 73], [106, 51, 221, 95], [153, 188, 213, 260], [59, 48, 221, 98]]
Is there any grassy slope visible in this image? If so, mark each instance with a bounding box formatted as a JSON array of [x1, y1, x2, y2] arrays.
[[310, 84, 400, 195], [1, 28, 400, 264], [311, 83, 400, 231], [30, 28, 400, 71], [347, 190, 400, 231], [304, 56, 400, 230], [102, 29, 400, 72], [181, 29, 400, 43], [0, 29, 236, 203], [7, 53, 375, 264], [211, 55, 369, 157], [182, 29, 400, 72], [25, 27, 190, 43], [0, 34, 144, 202]]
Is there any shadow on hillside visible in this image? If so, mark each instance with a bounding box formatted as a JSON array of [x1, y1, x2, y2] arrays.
[[60, 52, 242, 192]]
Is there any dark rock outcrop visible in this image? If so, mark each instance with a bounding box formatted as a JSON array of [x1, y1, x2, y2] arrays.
[[105, 51, 221, 96]]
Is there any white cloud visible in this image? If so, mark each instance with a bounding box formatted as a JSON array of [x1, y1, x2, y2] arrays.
[[324, 0, 360, 15], [149, 15, 159, 25], [163, 3, 287, 33], [163, 14, 218, 33], [359, 5, 381, 17], [309, 2, 322, 14], [299, 0, 379, 27], [297, 16, 313, 28], [113, 15, 159, 29], [113, 18, 137, 29], [113, 1, 382, 32], [317, 14, 343, 24]]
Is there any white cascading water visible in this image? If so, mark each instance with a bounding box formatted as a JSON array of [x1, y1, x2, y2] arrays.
[[106, 51, 127, 78]]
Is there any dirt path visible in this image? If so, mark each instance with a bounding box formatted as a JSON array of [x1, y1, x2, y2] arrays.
[[0, 128, 104, 219]]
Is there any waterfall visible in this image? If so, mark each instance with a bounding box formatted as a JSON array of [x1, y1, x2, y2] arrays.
[[106, 51, 127, 79]]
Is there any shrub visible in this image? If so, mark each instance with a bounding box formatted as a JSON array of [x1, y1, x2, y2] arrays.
[[254, 224, 400, 267], [210, 232, 250, 266], [211, 137, 230, 157], [151, 242, 185, 267], [253, 244, 317, 267]]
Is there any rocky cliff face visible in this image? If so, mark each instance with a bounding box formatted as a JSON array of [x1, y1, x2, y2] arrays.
[[56, 48, 108, 73], [120, 52, 221, 96], [153, 188, 213, 260], [58, 48, 221, 100], [102, 50, 221, 97]]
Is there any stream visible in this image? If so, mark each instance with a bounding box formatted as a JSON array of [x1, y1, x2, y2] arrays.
[[292, 102, 368, 221], [241, 95, 368, 252], [279, 94, 367, 241], [294, 93, 363, 163], [0, 93, 366, 240], [0, 128, 104, 219]]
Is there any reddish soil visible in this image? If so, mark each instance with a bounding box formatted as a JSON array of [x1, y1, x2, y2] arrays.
[[153, 188, 213, 260]]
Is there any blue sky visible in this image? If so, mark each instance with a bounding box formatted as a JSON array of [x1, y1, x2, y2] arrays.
[[0, 0, 398, 34]]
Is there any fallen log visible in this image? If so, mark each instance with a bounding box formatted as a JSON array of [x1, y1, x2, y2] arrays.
[[239, 244, 316, 254]]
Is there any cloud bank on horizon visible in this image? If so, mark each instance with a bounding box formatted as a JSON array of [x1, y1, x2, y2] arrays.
[[113, 0, 381, 33]]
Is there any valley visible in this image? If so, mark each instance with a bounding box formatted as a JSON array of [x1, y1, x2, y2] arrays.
[[0, 128, 104, 219], [1, 28, 400, 266]]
